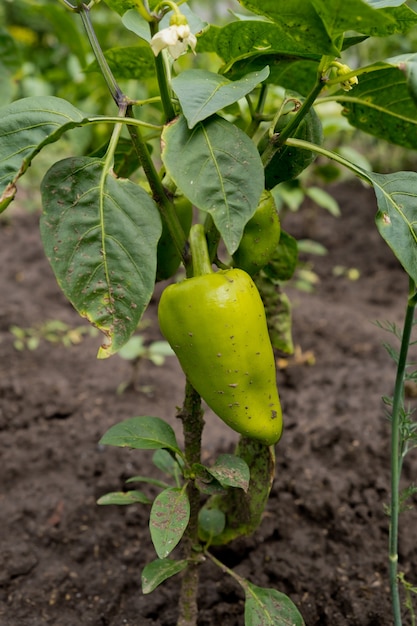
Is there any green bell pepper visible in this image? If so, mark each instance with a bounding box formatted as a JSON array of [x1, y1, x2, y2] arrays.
[[232, 190, 280, 276], [158, 224, 283, 445]]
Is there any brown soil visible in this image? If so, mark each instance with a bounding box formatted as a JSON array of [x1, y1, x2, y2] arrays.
[[1, 182, 416, 626]]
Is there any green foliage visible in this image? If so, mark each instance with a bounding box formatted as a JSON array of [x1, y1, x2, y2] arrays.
[[3, 0, 417, 623]]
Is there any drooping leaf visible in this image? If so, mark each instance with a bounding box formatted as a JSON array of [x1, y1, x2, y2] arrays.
[[162, 114, 264, 254], [150, 488, 190, 559], [172, 67, 269, 129], [0, 96, 89, 211], [99, 416, 181, 454], [97, 490, 151, 505], [142, 558, 188, 594], [244, 581, 305, 626], [40, 157, 161, 357], [368, 170, 417, 284], [338, 63, 417, 149], [207, 454, 250, 491]]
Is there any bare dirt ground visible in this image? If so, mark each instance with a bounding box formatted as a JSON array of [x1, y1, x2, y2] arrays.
[[1, 181, 416, 625]]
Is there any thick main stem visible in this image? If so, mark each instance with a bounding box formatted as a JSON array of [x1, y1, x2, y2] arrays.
[[389, 279, 417, 626], [176, 381, 204, 626]]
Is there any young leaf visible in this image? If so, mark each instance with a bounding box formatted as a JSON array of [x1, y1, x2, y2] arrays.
[[40, 157, 162, 358], [207, 454, 250, 491], [368, 170, 417, 284], [141, 558, 188, 594], [150, 488, 190, 559], [99, 416, 181, 454], [97, 490, 151, 505], [263, 230, 299, 282], [244, 581, 305, 626], [172, 67, 269, 129], [162, 115, 264, 255], [0, 96, 88, 211]]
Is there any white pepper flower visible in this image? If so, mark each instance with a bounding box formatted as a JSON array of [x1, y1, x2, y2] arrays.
[[150, 21, 197, 60]]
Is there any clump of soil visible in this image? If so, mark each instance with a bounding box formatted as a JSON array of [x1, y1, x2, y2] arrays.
[[0, 182, 416, 625]]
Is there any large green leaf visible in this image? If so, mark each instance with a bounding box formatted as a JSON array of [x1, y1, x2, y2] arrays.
[[0, 96, 89, 211], [141, 558, 188, 594], [237, 0, 339, 54], [172, 67, 269, 129], [150, 488, 190, 559], [99, 416, 181, 453], [40, 157, 161, 357], [338, 63, 417, 149], [161, 114, 264, 254], [244, 582, 305, 626], [225, 57, 319, 95], [210, 19, 335, 64], [311, 0, 417, 37], [368, 171, 417, 284]]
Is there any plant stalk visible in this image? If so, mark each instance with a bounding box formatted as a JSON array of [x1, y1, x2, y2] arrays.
[[125, 105, 189, 270], [176, 380, 205, 626], [149, 21, 176, 122], [389, 278, 417, 626]]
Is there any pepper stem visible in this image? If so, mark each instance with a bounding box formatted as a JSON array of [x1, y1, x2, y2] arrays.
[[189, 224, 213, 277]]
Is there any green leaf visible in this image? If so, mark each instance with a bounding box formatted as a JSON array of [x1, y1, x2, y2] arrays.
[[311, 0, 417, 36], [263, 230, 299, 282], [162, 115, 264, 254], [97, 490, 151, 505], [152, 449, 182, 477], [103, 0, 137, 15], [198, 508, 226, 539], [99, 416, 181, 454], [225, 57, 318, 95], [172, 67, 269, 129], [87, 44, 156, 80], [207, 454, 250, 491], [208, 20, 332, 65], [244, 581, 305, 626], [235, 1, 339, 54], [40, 157, 161, 357], [141, 558, 188, 594], [150, 488, 190, 559], [368, 171, 417, 284], [386, 53, 417, 105], [125, 475, 169, 489], [0, 96, 88, 211], [305, 186, 341, 216], [338, 63, 417, 149]]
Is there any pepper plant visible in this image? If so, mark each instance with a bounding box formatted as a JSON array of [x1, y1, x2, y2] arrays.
[[2, 0, 417, 624]]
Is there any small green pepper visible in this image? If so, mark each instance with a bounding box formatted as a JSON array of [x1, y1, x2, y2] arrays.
[[232, 190, 280, 276], [156, 194, 192, 281], [158, 224, 283, 445]]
